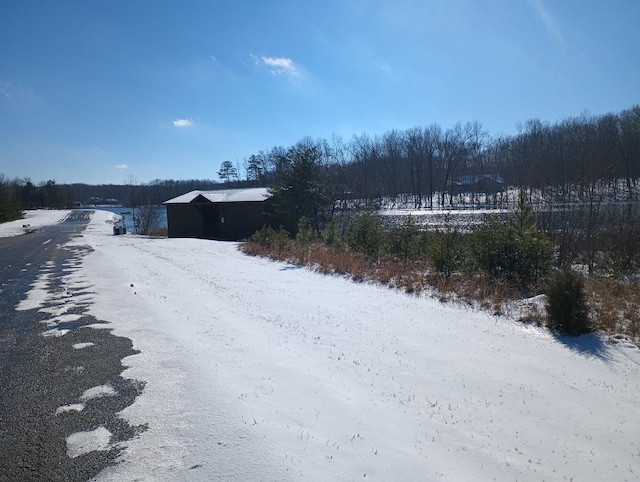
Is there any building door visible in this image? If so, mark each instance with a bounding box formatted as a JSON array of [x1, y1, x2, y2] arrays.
[[201, 204, 220, 238]]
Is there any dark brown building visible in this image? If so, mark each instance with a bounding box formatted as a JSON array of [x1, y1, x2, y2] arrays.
[[451, 174, 504, 195], [164, 188, 272, 240]]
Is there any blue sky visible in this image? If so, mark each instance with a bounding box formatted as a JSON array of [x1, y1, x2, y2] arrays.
[[1, 0, 638, 185]]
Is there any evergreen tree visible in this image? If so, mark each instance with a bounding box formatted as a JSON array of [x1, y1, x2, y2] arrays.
[[546, 270, 592, 335], [0, 182, 22, 223], [19, 181, 37, 209], [469, 192, 553, 286], [218, 161, 238, 187], [511, 188, 537, 236], [347, 214, 386, 259], [388, 215, 420, 261], [268, 141, 329, 232], [246, 154, 265, 184]]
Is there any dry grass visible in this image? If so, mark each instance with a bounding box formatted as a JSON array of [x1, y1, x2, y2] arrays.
[[242, 240, 528, 312], [587, 278, 640, 340], [147, 227, 168, 237], [241, 239, 640, 342], [515, 302, 548, 326]]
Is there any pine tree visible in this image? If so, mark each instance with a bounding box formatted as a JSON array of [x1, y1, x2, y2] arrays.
[[268, 141, 329, 232], [511, 188, 537, 236], [218, 161, 238, 187]]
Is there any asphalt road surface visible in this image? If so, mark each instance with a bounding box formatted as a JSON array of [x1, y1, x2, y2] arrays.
[[0, 211, 144, 482]]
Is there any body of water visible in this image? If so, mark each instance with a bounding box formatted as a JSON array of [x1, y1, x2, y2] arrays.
[[379, 209, 512, 231], [88, 205, 167, 234]]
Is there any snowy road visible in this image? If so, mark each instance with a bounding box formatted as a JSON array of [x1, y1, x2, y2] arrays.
[[11, 210, 640, 481], [0, 211, 142, 481]]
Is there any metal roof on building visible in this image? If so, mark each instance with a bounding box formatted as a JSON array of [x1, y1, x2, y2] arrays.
[[453, 174, 504, 186], [164, 188, 271, 204]]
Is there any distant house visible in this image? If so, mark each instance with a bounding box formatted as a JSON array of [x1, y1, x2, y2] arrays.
[[163, 188, 273, 240], [451, 174, 504, 195]]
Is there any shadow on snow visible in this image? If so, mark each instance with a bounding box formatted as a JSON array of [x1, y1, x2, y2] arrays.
[[552, 332, 613, 363]]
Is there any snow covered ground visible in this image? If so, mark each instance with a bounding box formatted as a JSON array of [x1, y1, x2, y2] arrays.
[[0, 209, 71, 237], [10, 210, 640, 481]]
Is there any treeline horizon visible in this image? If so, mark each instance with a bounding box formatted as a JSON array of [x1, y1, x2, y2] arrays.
[[1, 103, 638, 211]]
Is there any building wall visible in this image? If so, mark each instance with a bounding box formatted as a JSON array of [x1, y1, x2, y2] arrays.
[[218, 201, 268, 240], [166, 204, 204, 238], [166, 200, 271, 240]]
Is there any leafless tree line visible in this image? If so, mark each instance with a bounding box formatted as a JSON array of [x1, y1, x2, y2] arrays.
[[238, 105, 638, 210]]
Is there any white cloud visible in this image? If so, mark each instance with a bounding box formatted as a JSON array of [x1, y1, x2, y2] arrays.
[[116, 164, 129, 171], [173, 118, 194, 127], [253, 55, 301, 77]]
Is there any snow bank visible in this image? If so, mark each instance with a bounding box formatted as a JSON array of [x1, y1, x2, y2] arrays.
[[55, 210, 640, 481], [0, 209, 71, 237]]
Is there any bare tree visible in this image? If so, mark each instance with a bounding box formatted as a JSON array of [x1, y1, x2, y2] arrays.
[[380, 130, 404, 206], [125, 174, 139, 233], [438, 123, 469, 207], [137, 196, 163, 236], [423, 124, 441, 209], [349, 133, 374, 207], [405, 127, 425, 208]]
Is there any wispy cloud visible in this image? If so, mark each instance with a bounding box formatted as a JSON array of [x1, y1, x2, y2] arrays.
[[251, 55, 301, 77], [0, 81, 11, 98], [378, 64, 395, 77], [526, 0, 565, 47], [173, 118, 194, 128], [0, 80, 35, 100], [116, 164, 130, 171]]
